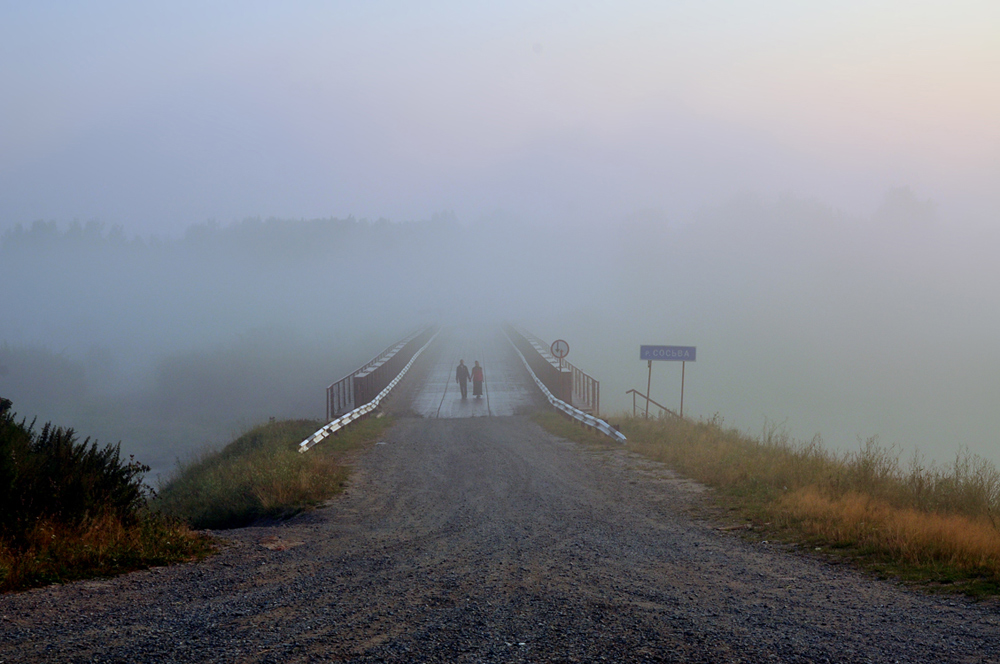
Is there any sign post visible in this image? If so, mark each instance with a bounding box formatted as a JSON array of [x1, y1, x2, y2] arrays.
[[646, 360, 653, 419], [550, 339, 569, 371], [681, 361, 686, 417], [639, 345, 696, 418]]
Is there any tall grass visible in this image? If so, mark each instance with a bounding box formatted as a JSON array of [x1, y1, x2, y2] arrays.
[[612, 414, 1000, 595], [0, 513, 209, 591], [154, 417, 388, 529]]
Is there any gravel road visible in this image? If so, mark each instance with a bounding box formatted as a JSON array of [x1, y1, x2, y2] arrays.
[[2, 411, 999, 662]]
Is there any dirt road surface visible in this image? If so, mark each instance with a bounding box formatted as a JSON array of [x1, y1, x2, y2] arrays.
[[2, 331, 998, 662]]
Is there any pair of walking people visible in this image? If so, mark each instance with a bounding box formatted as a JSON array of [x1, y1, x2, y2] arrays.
[[455, 360, 484, 399]]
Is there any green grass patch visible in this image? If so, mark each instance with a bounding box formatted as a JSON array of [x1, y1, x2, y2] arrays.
[[154, 416, 390, 529], [534, 409, 1000, 599]]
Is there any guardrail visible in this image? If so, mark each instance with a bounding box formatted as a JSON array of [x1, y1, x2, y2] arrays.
[[507, 326, 600, 414], [327, 326, 437, 420], [503, 328, 626, 444], [504, 325, 572, 403], [300, 327, 441, 452]]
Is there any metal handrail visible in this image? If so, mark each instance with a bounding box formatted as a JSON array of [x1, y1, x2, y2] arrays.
[[300, 328, 441, 452], [626, 389, 682, 419], [565, 357, 600, 415], [504, 329, 626, 444]]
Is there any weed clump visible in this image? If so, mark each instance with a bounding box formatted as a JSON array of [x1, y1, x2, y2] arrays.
[[0, 399, 147, 541]]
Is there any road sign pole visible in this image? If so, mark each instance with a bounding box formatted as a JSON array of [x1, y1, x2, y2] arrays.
[[680, 361, 685, 418], [645, 360, 652, 419]]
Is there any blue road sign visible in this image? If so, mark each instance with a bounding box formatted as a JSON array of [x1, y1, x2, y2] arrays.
[[641, 345, 696, 361]]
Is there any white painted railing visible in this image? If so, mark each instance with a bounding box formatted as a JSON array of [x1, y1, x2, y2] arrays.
[[298, 329, 441, 452], [504, 329, 627, 444]]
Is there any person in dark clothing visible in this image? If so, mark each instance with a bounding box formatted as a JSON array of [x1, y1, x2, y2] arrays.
[[471, 361, 484, 398], [455, 360, 471, 399]]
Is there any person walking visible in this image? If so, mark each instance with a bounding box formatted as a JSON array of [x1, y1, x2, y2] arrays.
[[455, 360, 471, 399], [471, 361, 485, 398]]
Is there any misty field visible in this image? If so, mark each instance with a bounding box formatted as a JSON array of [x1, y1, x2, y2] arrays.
[[617, 414, 1000, 596]]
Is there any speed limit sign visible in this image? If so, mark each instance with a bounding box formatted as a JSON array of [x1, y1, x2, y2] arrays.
[[550, 339, 569, 359]]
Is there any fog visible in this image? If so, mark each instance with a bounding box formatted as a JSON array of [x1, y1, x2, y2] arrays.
[[2, 2, 998, 474]]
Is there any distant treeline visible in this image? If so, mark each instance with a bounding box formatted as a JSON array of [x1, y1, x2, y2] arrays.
[[1, 213, 461, 258]]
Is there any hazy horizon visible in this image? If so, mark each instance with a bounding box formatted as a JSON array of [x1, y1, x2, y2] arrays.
[[2, 2, 998, 474]]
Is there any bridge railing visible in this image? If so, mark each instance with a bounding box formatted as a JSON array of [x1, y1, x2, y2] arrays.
[[503, 325, 572, 404], [302, 327, 440, 452], [326, 325, 438, 421], [503, 327, 625, 444], [570, 362, 600, 415], [510, 326, 600, 415]]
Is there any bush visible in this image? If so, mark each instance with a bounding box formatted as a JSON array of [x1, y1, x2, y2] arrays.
[[0, 398, 149, 545], [0, 398, 210, 592]]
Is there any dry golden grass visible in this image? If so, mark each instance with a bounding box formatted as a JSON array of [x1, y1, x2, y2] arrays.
[[538, 412, 1000, 596], [0, 513, 211, 593], [779, 488, 1000, 572]]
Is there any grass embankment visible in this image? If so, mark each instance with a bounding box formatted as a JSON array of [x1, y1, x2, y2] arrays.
[[2, 394, 386, 592], [0, 399, 211, 593], [155, 416, 389, 529], [535, 410, 1000, 597]]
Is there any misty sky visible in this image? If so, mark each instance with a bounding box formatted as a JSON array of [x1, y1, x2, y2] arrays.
[[2, 1, 998, 233], [3, 2, 1000, 473]]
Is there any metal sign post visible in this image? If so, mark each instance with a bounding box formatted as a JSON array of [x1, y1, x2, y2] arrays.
[[681, 361, 686, 418], [639, 345, 696, 418], [646, 360, 652, 418], [551, 339, 569, 371]]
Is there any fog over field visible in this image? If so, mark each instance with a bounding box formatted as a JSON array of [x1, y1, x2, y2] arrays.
[[2, 2, 998, 475]]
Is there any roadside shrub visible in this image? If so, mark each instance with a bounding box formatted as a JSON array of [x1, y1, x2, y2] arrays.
[[0, 398, 150, 545], [0, 398, 210, 592]]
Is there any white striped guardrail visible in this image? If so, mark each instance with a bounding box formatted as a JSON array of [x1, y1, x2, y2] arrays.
[[298, 328, 441, 452], [503, 329, 627, 444]]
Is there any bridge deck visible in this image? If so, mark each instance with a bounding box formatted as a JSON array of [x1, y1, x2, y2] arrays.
[[408, 328, 540, 418]]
